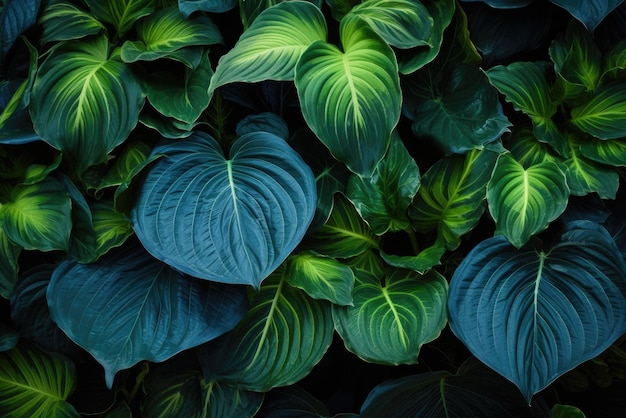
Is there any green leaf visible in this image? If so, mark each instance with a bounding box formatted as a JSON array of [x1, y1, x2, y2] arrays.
[[563, 136, 620, 199], [346, 0, 433, 49], [551, 404, 587, 417], [0, 178, 71, 252], [285, 251, 355, 306], [0, 228, 20, 299], [90, 200, 134, 259], [84, 0, 155, 37], [96, 140, 158, 192], [448, 221, 626, 401], [509, 127, 560, 168], [579, 136, 626, 167], [295, 14, 401, 177], [487, 153, 569, 248], [409, 148, 499, 250], [0, 344, 79, 417], [201, 271, 334, 392], [404, 63, 510, 155], [0, 323, 18, 352], [209, 1, 327, 93], [132, 131, 316, 287], [47, 243, 248, 388], [332, 269, 447, 365], [38, 1, 106, 44], [235, 112, 289, 140], [120, 7, 221, 63], [257, 385, 329, 417], [304, 194, 379, 258], [603, 39, 626, 80], [30, 35, 144, 174], [380, 242, 446, 274], [549, 0, 624, 31], [571, 81, 626, 139], [178, 0, 237, 16]]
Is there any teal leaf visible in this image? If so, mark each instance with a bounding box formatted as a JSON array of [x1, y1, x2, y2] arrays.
[[487, 153, 569, 248], [346, 133, 419, 235], [178, 0, 237, 16], [84, 0, 155, 37], [132, 131, 316, 287], [285, 250, 355, 306], [120, 7, 222, 63], [0, 228, 20, 299], [0, 178, 71, 252], [332, 269, 447, 365], [200, 271, 334, 392], [570, 81, 626, 139], [295, 15, 401, 177], [30, 35, 144, 174], [448, 221, 626, 401], [235, 112, 289, 140], [0, 323, 18, 352], [549, 0, 624, 31], [0, 344, 79, 417], [209, 1, 327, 93], [38, 1, 106, 44], [47, 243, 249, 388], [0, 0, 40, 61], [404, 63, 510, 155]]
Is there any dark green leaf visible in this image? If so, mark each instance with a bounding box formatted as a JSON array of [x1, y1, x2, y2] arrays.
[[508, 127, 560, 168], [603, 39, 626, 80], [84, 0, 155, 37], [178, 0, 237, 16], [0, 228, 20, 299], [380, 242, 445, 274], [551, 404, 587, 417], [235, 112, 289, 140], [0, 0, 40, 62], [579, 136, 626, 167], [563, 136, 619, 199], [0, 323, 18, 352], [38, 1, 106, 44], [570, 81, 626, 139]]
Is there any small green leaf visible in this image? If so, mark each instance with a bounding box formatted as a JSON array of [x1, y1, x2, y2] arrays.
[[38, 1, 106, 44], [579, 136, 626, 167], [551, 404, 587, 418], [486, 153, 569, 248], [0, 228, 20, 298], [96, 140, 157, 192], [90, 200, 134, 259], [332, 268, 447, 365], [286, 251, 355, 306], [562, 136, 619, 199], [0, 178, 71, 252], [380, 242, 445, 274], [571, 81, 626, 139], [603, 39, 626, 80], [84, 0, 155, 37]]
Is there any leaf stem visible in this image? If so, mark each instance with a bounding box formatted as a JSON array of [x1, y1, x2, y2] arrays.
[[407, 229, 420, 255]]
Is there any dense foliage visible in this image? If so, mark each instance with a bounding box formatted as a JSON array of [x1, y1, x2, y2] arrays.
[[1, 0, 625, 416]]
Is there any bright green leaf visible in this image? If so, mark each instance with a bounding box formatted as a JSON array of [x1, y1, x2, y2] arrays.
[[239, 0, 323, 28], [38, 1, 106, 44], [571, 81, 626, 139], [509, 127, 560, 168], [603, 39, 626, 80], [84, 0, 155, 37], [563, 136, 619, 199], [579, 136, 626, 167], [551, 404, 587, 418], [96, 140, 158, 192], [380, 242, 445, 274], [90, 200, 133, 259]]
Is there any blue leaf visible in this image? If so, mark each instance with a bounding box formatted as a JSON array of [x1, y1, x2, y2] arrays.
[[0, 0, 41, 62], [448, 221, 626, 401], [549, 0, 625, 31], [132, 131, 316, 287]]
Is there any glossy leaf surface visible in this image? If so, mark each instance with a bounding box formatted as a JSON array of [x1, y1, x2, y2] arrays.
[[571, 81, 626, 139], [178, 0, 237, 16], [549, 0, 624, 31], [84, 0, 155, 37], [38, 1, 105, 44], [563, 138, 619, 199], [0, 0, 40, 61]]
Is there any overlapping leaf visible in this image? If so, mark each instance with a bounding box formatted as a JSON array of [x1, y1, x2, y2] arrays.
[[38, 1, 105, 44], [563, 137, 619, 199], [570, 81, 626, 139], [0, 229, 20, 299], [579, 137, 626, 167], [0, 0, 40, 61], [550, 0, 624, 31], [448, 221, 626, 400], [84, 0, 155, 36], [178, 0, 237, 16]]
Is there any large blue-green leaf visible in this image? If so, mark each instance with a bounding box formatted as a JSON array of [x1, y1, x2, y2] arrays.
[[295, 14, 401, 177], [120, 7, 221, 63], [448, 221, 626, 401], [332, 269, 447, 365], [549, 0, 625, 31], [0, 228, 20, 299], [47, 243, 249, 388], [0, 0, 40, 62], [200, 270, 334, 391], [487, 153, 569, 248], [30, 35, 144, 174], [0, 344, 79, 417], [132, 131, 316, 287], [209, 1, 327, 93], [38, 1, 106, 44], [570, 81, 626, 139], [178, 0, 237, 16]]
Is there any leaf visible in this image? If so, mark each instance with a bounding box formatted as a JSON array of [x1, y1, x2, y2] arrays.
[[563, 136, 620, 199], [460, 0, 534, 7], [579, 136, 626, 167], [447, 221, 626, 401], [38, 1, 106, 44], [486, 153, 569, 248], [90, 200, 134, 259], [603, 39, 626, 80], [257, 385, 329, 417], [409, 148, 499, 250], [570, 81, 626, 139], [96, 140, 158, 192], [47, 243, 249, 388], [295, 14, 401, 177], [346, 133, 419, 235], [285, 251, 355, 306], [239, 0, 323, 28], [0, 344, 79, 417], [235, 112, 289, 140], [404, 63, 510, 155], [346, 0, 433, 49], [380, 242, 446, 274], [0, 228, 20, 299], [0, 323, 18, 352], [30, 35, 144, 174], [84, 0, 155, 37], [178, 0, 237, 16], [200, 271, 334, 392], [0, 0, 41, 62], [509, 127, 560, 168], [551, 404, 587, 418], [549, 0, 624, 31], [209, 1, 327, 93], [332, 269, 447, 365], [120, 7, 222, 63], [0, 177, 71, 252], [132, 131, 316, 287]]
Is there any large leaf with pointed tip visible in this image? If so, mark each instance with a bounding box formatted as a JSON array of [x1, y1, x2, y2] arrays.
[[0, 0, 40, 62], [47, 244, 249, 388], [30, 35, 144, 173], [0, 178, 71, 252], [84, 0, 155, 37], [0, 345, 79, 417], [409, 148, 499, 251], [209, 1, 327, 93], [38, 1, 106, 44], [487, 153, 569, 248], [448, 221, 626, 401], [295, 15, 401, 177], [120, 7, 221, 63], [570, 81, 626, 139], [200, 271, 334, 391], [332, 269, 447, 365], [0, 229, 20, 299], [549, 0, 624, 31], [132, 131, 316, 287]]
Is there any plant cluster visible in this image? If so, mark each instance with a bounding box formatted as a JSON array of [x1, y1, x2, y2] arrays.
[[0, 0, 625, 416]]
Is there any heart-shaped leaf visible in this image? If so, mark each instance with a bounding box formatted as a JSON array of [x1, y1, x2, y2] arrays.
[[332, 268, 447, 365], [295, 14, 401, 177], [448, 221, 626, 401], [549, 0, 624, 31], [132, 131, 316, 287], [487, 153, 569, 248], [570, 81, 626, 139], [38, 1, 106, 44], [47, 243, 249, 388], [30, 35, 144, 173], [0, 344, 79, 417]]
